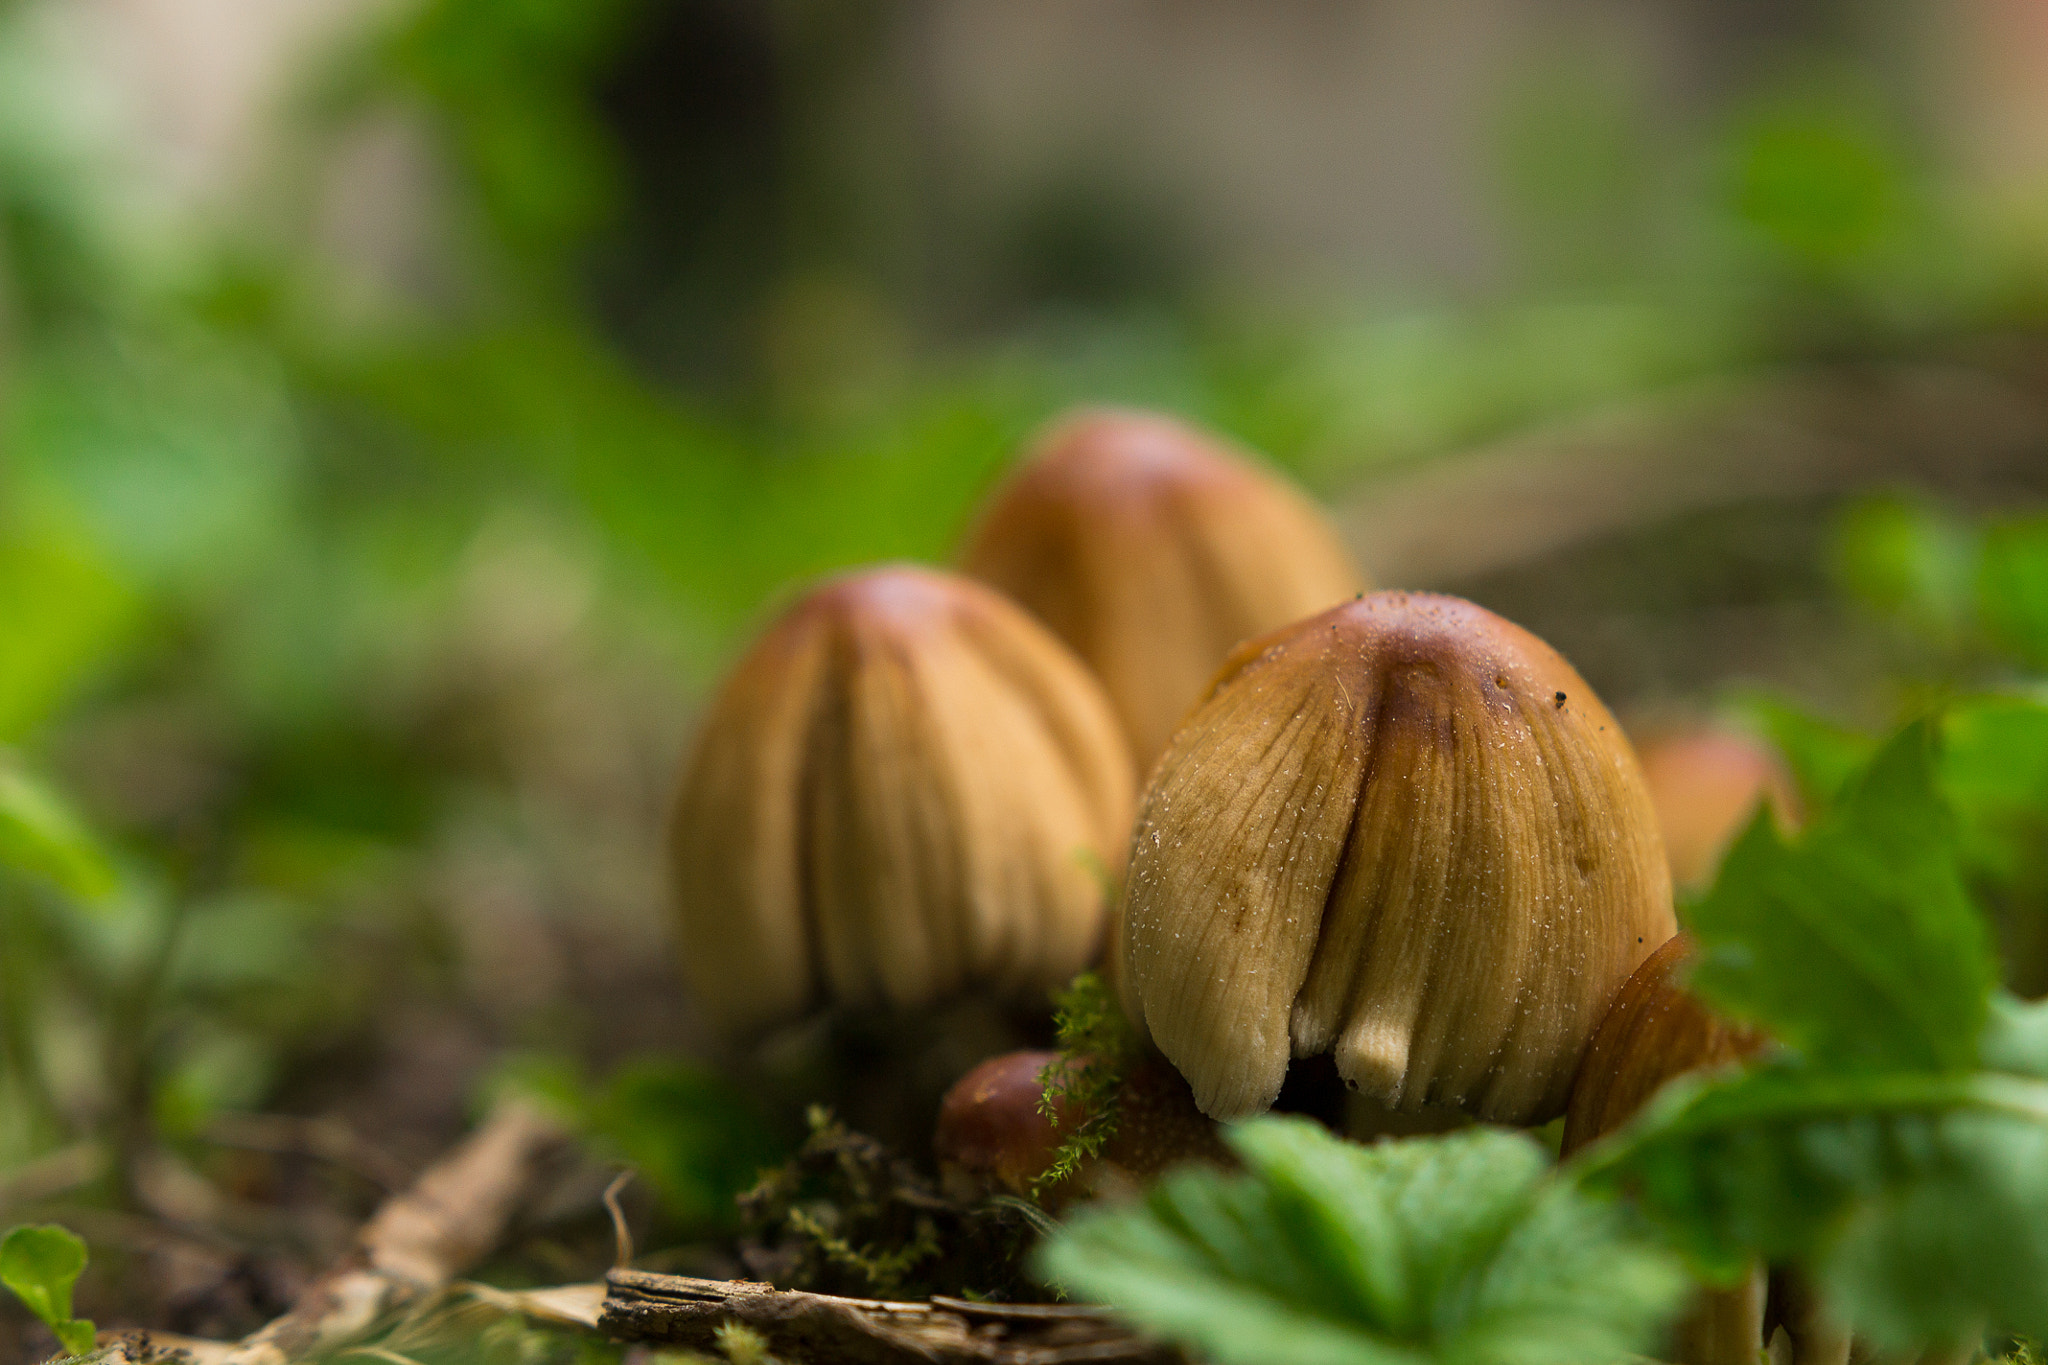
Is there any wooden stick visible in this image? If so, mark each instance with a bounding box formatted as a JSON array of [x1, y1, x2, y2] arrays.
[[94, 1098, 569, 1365], [597, 1267, 1179, 1365]]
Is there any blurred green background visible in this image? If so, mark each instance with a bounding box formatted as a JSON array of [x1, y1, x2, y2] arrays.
[[2, 0, 2048, 1342]]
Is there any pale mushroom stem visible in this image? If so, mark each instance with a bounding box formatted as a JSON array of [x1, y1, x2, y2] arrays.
[[1777, 1271, 1852, 1365], [1673, 1265, 1766, 1365], [1904, 1335, 1984, 1365]]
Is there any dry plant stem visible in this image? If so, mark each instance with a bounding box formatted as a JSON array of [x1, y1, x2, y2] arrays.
[[92, 1098, 569, 1365], [222, 1098, 565, 1365], [599, 1268, 1180, 1365]]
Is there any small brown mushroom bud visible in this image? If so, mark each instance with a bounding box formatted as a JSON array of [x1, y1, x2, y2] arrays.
[[1561, 933, 1768, 1155], [933, 1050, 1228, 1206], [933, 1050, 1070, 1201], [1116, 590, 1676, 1123], [958, 408, 1367, 768], [1636, 729, 1802, 889], [670, 566, 1135, 1035], [1563, 934, 1773, 1365]]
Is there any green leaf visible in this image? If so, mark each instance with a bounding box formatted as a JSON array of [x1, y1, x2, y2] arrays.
[[0, 759, 117, 901], [588, 1059, 784, 1231], [1686, 720, 1994, 1074], [1940, 695, 2048, 886], [487, 1052, 786, 1232], [1737, 694, 1875, 820], [1586, 1054, 2048, 1346], [0, 509, 138, 741], [0, 1224, 95, 1355], [1831, 494, 1976, 634], [1979, 515, 2048, 671], [1038, 1119, 1686, 1365]]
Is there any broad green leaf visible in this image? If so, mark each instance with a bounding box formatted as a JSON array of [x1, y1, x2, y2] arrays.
[[0, 759, 116, 901], [1686, 720, 1993, 1074], [1039, 1119, 1686, 1365], [0, 1224, 94, 1355]]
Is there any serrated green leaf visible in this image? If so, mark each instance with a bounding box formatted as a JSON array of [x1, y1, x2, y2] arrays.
[[1596, 721, 2048, 1343], [1039, 1119, 1686, 1365], [1738, 694, 1875, 819], [1821, 1106, 2048, 1348], [0, 759, 116, 902], [0, 1224, 94, 1354], [1686, 720, 1993, 1073], [1586, 1057, 2048, 1347]]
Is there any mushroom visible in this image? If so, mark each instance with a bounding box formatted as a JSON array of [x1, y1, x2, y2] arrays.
[[1560, 933, 1766, 1155], [932, 1050, 1228, 1206], [1114, 590, 1676, 1123], [1562, 934, 1783, 1365], [670, 565, 1134, 1035], [957, 407, 1367, 768], [1635, 728, 1802, 890]]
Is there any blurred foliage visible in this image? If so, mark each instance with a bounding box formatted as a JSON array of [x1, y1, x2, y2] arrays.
[[499, 1052, 787, 1235], [1588, 723, 2048, 1350], [0, 0, 2043, 1346]]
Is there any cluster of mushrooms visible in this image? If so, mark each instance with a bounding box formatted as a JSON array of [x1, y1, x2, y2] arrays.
[[669, 408, 1812, 1365]]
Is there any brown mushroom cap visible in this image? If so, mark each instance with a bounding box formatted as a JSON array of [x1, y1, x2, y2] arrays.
[[1116, 590, 1676, 1123], [1562, 932, 1769, 1156], [933, 1050, 1228, 1204], [958, 408, 1367, 769], [1636, 730, 1802, 890], [671, 565, 1135, 1035], [933, 1050, 1071, 1199]]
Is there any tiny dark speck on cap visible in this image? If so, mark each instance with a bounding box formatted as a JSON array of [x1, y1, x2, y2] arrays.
[[1553, 691, 1567, 707]]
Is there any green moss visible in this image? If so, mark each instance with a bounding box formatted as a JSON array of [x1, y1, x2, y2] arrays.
[[1033, 971, 1139, 1198]]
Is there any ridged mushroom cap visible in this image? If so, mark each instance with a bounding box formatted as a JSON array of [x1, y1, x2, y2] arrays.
[[1115, 590, 1676, 1123], [958, 408, 1367, 768], [671, 565, 1135, 1035], [1636, 730, 1802, 889]]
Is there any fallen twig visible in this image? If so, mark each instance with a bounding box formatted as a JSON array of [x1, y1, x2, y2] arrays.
[[597, 1267, 1180, 1365], [91, 1098, 569, 1365]]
